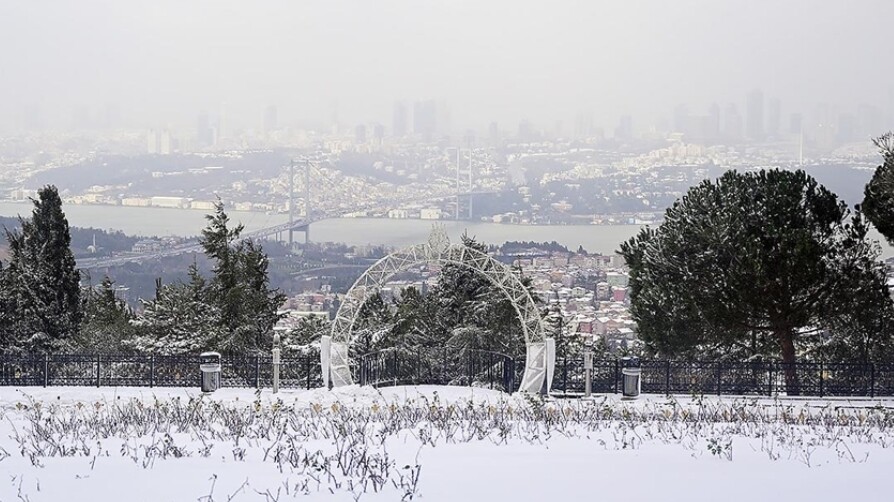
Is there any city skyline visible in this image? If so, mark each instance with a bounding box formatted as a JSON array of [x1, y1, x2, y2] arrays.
[[2, 1, 893, 135]]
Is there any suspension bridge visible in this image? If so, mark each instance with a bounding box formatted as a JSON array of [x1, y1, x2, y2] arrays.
[[76, 159, 496, 270]]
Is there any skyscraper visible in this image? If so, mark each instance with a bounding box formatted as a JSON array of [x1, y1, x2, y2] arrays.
[[708, 103, 721, 140], [574, 110, 594, 139], [147, 129, 158, 154], [615, 115, 633, 141], [392, 101, 408, 137], [723, 104, 744, 142], [745, 89, 765, 141], [354, 124, 367, 144], [196, 111, 215, 148]]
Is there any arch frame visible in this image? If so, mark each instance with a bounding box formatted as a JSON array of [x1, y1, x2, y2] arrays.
[[325, 229, 551, 392]]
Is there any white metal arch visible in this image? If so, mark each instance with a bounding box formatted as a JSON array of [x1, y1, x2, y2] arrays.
[[323, 228, 552, 393]]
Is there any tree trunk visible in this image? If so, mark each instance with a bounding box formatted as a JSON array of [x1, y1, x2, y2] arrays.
[[776, 329, 800, 396]]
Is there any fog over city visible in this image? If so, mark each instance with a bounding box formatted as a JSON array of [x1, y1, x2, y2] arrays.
[[2, 0, 893, 132], [4, 3, 894, 501]]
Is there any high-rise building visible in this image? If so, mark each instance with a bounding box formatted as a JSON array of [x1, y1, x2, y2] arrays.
[[723, 104, 744, 142], [517, 119, 535, 142], [767, 98, 781, 139], [196, 111, 215, 148], [392, 101, 408, 137], [147, 129, 158, 154], [488, 122, 501, 147], [745, 89, 764, 141], [574, 110, 595, 139], [708, 103, 721, 139], [615, 115, 633, 141], [263, 105, 278, 133], [354, 124, 367, 144], [159, 130, 172, 155]]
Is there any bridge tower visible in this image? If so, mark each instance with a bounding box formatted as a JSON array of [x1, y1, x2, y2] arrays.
[[288, 159, 312, 250]]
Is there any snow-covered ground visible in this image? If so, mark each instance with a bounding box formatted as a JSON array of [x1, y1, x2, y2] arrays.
[[2, 385, 893, 501]]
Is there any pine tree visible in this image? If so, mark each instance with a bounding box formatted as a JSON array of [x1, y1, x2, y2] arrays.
[[199, 200, 285, 353], [128, 264, 220, 354], [75, 276, 134, 353], [620, 169, 894, 394], [1, 186, 82, 352], [862, 132, 894, 246]]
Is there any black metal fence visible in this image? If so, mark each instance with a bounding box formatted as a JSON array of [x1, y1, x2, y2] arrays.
[[2, 352, 893, 398], [357, 347, 516, 392], [552, 359, 894, 398], [0, 353, 322, 389]]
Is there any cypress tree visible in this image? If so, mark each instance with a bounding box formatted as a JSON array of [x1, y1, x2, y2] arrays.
[[2, 186, 81, 352]]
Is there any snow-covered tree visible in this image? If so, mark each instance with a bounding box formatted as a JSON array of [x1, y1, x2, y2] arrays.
[[620, 169, 894, 394], [0, 186, 81, 353], [196, 201, 285, 353], [128, 264, 221, 354], [862, 132, 894, 246], [74, 276, 134, 353]]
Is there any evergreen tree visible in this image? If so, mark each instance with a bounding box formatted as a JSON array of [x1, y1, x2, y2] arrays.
[[620, 169, 894, 394], [1, 186, 81, 352], [199, 201, 285, 353], [75, 276, 134, 353], [862, 132, 894, 246], [128, 264, 221, 354]]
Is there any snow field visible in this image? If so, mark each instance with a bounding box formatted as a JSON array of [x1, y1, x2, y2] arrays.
[[1, 386, 893, 501]]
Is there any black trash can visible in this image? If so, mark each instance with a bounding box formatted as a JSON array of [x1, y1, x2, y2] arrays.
[[200, 351, 221, 392], [621, 356, 641, 400]]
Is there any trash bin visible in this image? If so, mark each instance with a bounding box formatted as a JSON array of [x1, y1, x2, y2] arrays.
[[200, 351, 221, 392], [621, 356, 641, 400]]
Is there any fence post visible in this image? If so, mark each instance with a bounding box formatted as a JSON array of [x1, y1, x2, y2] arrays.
[[562, 359, 568, 393], [768, 361, 774, 397], [306, 357, 312, 389], [44, 354, 49, 387], [818, 362, 824, 398], [150, 354, 155, 388], [870, 363, 876, 399], [665, 360, 671, 396], [716, 362, 722, 396], [96, 354, 101, 387], [614, 359, 620, 394], [255, 355, 261, 389]]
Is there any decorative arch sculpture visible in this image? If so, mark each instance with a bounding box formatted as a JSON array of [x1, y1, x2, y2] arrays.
[[321, 227, 555, 394]]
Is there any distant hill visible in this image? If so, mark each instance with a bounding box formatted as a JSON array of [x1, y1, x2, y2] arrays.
[[0, 214, 138, 256]]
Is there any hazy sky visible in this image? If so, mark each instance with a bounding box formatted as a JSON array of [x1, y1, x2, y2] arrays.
[[2, 0, 893, 133]]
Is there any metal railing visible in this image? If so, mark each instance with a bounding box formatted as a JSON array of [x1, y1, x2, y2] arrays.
[[0, 353, 322, 390], [357, 346, 516, 392], [551, 359, 894, 398], [2, 352, 892, 397]]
